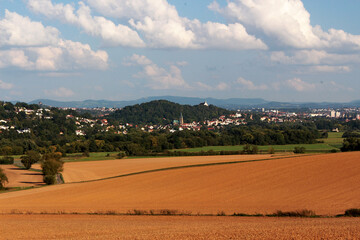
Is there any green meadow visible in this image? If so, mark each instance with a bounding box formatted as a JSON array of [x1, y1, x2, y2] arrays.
[[173, 132, 344, 153]]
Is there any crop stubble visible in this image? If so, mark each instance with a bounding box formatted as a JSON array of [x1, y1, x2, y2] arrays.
[[0, 152, 359, 216], [0, 215, 359, 239]]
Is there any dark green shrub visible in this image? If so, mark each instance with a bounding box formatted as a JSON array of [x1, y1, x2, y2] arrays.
[[272, 209, 316, 217], [344, 209, 360, 217], [159, 209, 178, 215], [0, 167, 9, 189], [82, 151, 90, 157], [42, 159, 63, 176], [41, 155, 64, 185], [268, 147, 275, 154], [341, 138, 360, 152], [243, 145, 259, 154], [117, 151, 126, 159], [20, 151, 41, 169], [43, 175, 56, 185], [294, 146, 306, 154], [0, 156, 14, 165]]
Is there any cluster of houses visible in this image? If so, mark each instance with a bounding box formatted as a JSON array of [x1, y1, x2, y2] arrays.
[[1, 104, 360, 136], [309, 108, 360, 120], [0, 107, 53, 134]]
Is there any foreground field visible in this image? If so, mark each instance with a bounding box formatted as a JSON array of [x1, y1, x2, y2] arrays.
[[0, 152, 359, 215], [0, 215, 359, 239], [59, 154, 286, 182]]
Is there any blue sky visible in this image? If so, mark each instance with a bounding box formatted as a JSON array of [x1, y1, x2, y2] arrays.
[[1, 0, 359, 103]]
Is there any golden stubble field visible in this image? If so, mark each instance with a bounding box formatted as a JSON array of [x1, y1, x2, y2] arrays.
[[0, 152, 359, 216], [1, 165, 44, 188], [0, 215, 360, 239], [57, 154, 283, 182]]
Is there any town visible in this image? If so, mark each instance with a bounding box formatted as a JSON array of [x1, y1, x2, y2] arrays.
[[1, 101, 360, 137]]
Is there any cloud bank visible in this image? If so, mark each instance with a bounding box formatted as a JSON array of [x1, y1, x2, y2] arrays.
[[0, 10, 108, 71]]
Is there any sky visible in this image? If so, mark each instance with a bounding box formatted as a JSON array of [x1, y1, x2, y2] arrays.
[[0, 0, 360, 103]]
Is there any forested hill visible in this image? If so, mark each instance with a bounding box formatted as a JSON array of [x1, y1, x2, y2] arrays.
[[107, 100, 234, 125]]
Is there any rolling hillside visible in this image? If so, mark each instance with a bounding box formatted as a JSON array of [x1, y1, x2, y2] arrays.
[[107, 100, 233, 124], [0, 152, 359, 215]]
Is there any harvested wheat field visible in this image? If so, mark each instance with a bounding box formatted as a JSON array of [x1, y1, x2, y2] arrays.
[[0, 165, 44, 188], [60, 154, 287, 182], [0, 215, 360, 239], [0, 152, 359, 216]]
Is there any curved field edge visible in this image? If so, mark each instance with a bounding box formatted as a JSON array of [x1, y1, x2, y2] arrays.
[[61, 154, 298, 183], [2, 154, 295, 192], [67, 154, 311, 184], [0, 152, 359, 216]]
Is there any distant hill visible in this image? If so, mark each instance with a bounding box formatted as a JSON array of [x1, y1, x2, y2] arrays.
[[29, 96, 360, 110], [107, 100, 233, 124], [29, 96, 268, 109]]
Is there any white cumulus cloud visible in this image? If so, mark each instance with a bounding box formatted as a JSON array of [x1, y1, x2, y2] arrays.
[[86, 0, 267, 49], [0, 80, 14, 90], [236, 77, 267, 90], [0, 49, 34, 69], [0, 10, 59, 47], [0, 10, 109, 71], [124, 54, 189, 90], [0, 40, 108, 71], [286, 78, 315, 92], [28, 0, 145, 47], [271, 50, 360, 65], [210, 0, 360, 50]]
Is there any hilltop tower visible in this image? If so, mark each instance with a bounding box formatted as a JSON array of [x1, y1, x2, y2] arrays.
[[180, 113, 184, 125]]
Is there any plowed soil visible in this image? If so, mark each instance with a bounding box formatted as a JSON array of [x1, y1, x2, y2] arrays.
[[0, 215, 359, 239], [0, 152, 359, 216]]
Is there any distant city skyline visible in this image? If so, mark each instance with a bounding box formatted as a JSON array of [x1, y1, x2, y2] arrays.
[[1, 0, 359, 102]]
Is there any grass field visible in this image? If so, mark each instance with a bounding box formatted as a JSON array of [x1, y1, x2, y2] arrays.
[[173, 143, 338, 153], [321, 132, 345, 149], [1, 215, 359, 239], [62, 152, 119, 162], [171, 132, 345, 153], [0, 152, 359, 216]]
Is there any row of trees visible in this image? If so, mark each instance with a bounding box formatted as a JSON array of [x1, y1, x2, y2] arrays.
[[0, 149, 64, 190], [341, 138, 360, 152]]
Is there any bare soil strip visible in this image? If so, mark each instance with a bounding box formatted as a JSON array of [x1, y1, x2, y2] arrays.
[[0, 152, 359, 216], [0, 215, 359, 240]]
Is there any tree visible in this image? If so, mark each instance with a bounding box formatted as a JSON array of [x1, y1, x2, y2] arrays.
[[294, 146, 306, 154], [243, 144, 258, 154], [341, 138, 360, 152], [41, 152, 64, 185], [21, 151, 41, 170], [0, 167, 9, 190]]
